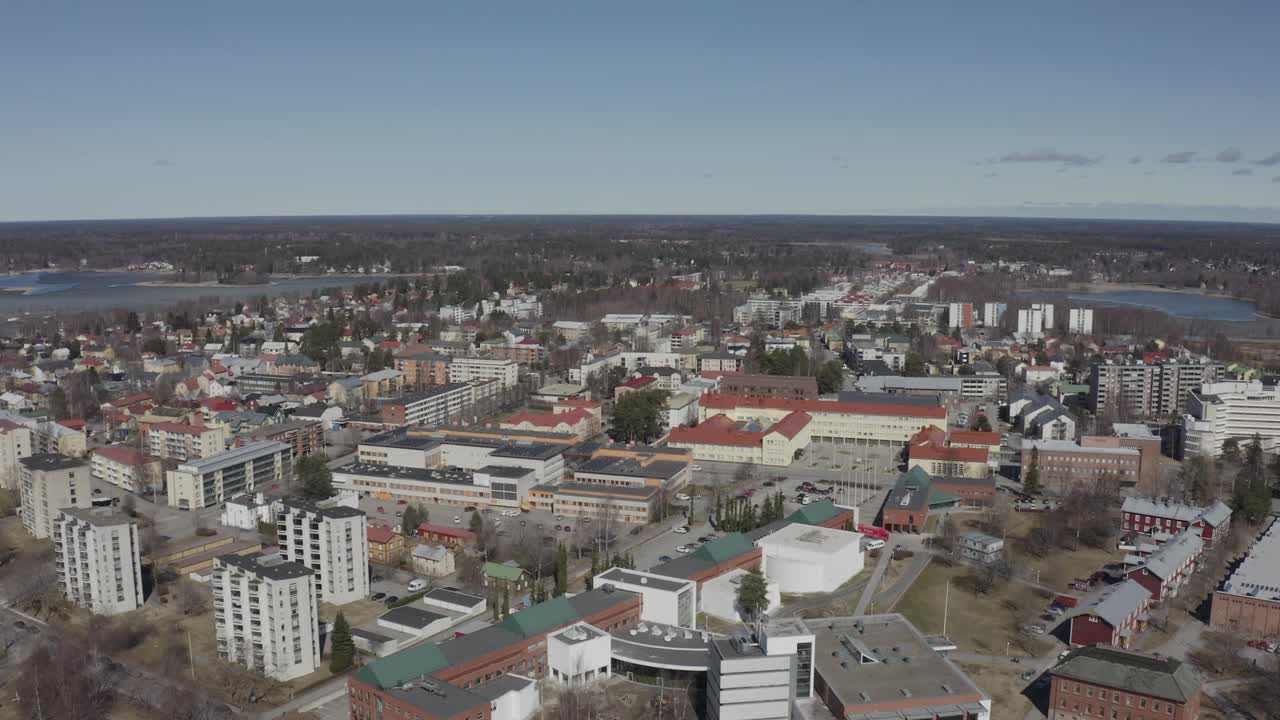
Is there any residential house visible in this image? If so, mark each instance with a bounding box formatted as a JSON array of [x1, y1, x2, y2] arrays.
[[367, 525, 405, 565], [413, 544, 456, 577]]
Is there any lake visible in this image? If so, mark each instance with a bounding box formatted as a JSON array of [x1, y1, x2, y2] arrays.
[[0, 271, 366, 317], [1021, 288, 1258, 323]]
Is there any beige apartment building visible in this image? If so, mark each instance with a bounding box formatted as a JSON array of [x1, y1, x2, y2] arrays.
[[19, 454, 92, 539]]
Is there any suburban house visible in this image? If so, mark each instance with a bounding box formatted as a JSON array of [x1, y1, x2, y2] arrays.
[[367, 525, 405, 565], [482, 561, 529, 591], [412, 544, 455, 577], [1121, 496, 1232, 547]]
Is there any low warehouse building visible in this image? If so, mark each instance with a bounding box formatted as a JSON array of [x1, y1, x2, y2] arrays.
[[1211, 517, 1280, 635]]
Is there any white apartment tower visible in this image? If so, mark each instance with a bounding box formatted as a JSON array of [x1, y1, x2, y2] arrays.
[[1068, 307, 1094, 335], [53, 507, 143, 616], [1033, 302, 1055, 330], [276, 499, 370, 605], [211, 552, 320, 681], [1016, 308, 1045, 338], [0, 420, 33, 490]]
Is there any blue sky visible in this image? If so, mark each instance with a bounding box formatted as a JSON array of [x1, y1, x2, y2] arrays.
[[2, 1, 1278, 221]]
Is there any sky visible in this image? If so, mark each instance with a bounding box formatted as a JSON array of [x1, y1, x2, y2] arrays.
[[2, 1, 1279, 222]]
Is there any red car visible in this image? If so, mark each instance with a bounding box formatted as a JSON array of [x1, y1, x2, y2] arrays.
[[397, 499, 408, 505], [377, 506, 386, 513], [742, 489, 755, 497]]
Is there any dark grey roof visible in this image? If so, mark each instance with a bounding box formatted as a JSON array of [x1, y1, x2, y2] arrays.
[[20, 453, 88, 472], [279, 497, 367, 519], [386, 681, 487, 717], [351, 627, 397, 644], [468, 674, 535, 701], [437, 625, 522, 665], [216, 552, 313, 581], [650, 554, 713, 580], [476, 465, 536, 479], [1052, 646, 1202, 703], [838, 391, 942, 408], [379, 606, 448, 629], [424, 587, 485, 608], [549, 481, 657, 499], [576, 455, 686, 480]]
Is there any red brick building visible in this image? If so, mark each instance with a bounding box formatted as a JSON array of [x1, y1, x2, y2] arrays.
[[234, 418, 323, 459], [718, 373, 819, 400], [1049, 646, 1202, 720], [349, 588, 641, 720], [1211, 518, 1280, 635], [395, 351, 451, 390], [416, 522, 476, 547]]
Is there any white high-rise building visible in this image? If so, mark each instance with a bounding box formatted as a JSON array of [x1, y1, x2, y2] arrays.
[[52, 507, 143, 616], [211, 552, 320, 681], [1016, 308, 1045, 338], [982, 302, 1007, 328], [1068, 307, 1094, 335], [276, 498, 370, 605], [1033, 303, 1055, 330], [1185, 380, 1280, 457]]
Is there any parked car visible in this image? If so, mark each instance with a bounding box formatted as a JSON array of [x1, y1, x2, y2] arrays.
[[464, 506, 477, 512], [691, 465, 702, 471], [1021, 670, 1036, 681], [742, 489, 754, 497], [554, 525, 562, 531], [370, 592, 386, 601], [407, 579, 427, 593], [675, 493, 691, 502], [697, 535, 711, 543], [383, 596, 400, 606], [864, 538, 886, 551], [453, 515, 461, 524], [92, 488, 102, 495], [762, 480, 774, 487], [676, 545, 691, 553], [397, 499, 408, 505], [673, 526, 689, 534], [658, 555, 673, 563]]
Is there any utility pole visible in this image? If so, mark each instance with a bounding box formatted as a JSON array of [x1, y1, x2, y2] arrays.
[[942, 579, 951, 636]]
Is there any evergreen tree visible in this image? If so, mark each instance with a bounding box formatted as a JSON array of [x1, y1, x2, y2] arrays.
[[736, 566, 769, 619], [1233, 434, 1272, 523], [586, 546, 600, 590], [329, 611, 355, 672], [1220, 437, 1242, 466], [296, 455, 334, 499], [492, 593, 500, 621], [501, 587, 510, 619], [1023, 447, 1042, 494], [554, 542, 568, 597]]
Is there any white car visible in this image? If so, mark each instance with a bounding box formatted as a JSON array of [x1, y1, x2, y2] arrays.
[[453, 515, 461, 524], [676, 545, 691, 553], [864, 538, 886, 551], [673, 526, 689, 534], [407, 579, 427, 593], [675, 493, 691, 502], [691, 465, 702, 471]]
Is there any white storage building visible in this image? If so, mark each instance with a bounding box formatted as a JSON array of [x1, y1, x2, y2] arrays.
[[755, 523, 864, 594]]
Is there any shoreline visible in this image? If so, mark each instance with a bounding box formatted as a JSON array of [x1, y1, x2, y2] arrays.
[[1023, 281, 1237, 299]]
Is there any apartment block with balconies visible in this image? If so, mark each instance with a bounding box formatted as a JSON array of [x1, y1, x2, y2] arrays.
[[211, 552, 319, 681], [276, 498, 369, 605], [53, 507, 142, 616]]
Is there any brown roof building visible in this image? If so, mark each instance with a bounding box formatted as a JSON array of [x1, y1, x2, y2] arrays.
[[719, 373, 819, 400]]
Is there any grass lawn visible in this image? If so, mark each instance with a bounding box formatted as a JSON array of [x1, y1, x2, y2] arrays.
[[896, 563, 1054, 658], [321, 598, 385, 627], [956, 663, 1037, 720], [1021, 543, 1117, 591]]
